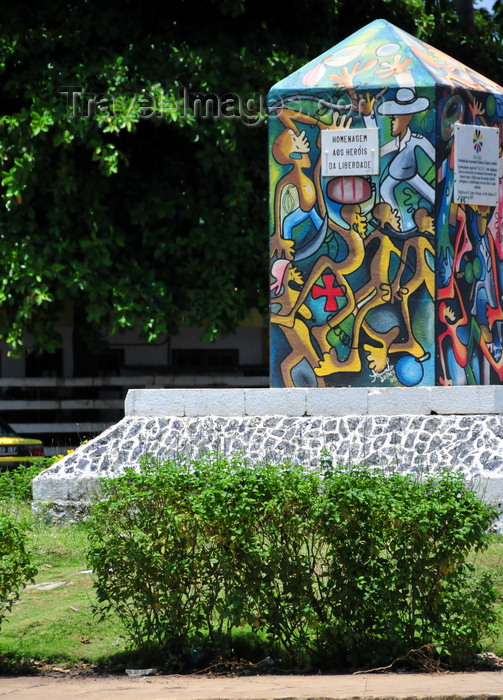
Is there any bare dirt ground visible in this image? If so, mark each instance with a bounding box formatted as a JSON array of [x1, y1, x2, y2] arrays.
[[1, 671, 503, 699]]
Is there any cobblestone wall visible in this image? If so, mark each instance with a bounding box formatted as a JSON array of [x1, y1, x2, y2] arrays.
[[33, 387, 503, 528]]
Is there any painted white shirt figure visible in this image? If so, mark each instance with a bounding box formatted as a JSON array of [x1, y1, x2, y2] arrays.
[[376, 88, 435, 226]]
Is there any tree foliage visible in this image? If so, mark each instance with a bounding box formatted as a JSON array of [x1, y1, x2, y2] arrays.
[[0, 0, 502, 354]]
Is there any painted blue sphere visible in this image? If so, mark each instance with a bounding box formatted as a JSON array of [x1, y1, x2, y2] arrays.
[[395, 355, 424, 386]]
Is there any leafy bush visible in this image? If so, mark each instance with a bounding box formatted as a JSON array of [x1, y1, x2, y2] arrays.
[[312, 466, 498, 666], [87, 456, 498, 670], [0, 514, 37, 628], [0, 460, 50, 503]]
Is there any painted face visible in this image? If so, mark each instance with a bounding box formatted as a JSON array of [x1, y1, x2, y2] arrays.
[[441, 303, 457, 324], [371, 203, 399, 231], [388, 207, 401, 231], [349, 206, 367, 236], [390, 113, 412, 137], [474, 205, 491, 237], [288, 265, 304, 286], [356, 213, 367, 236], [414, 208, 435, 235], [289, 129, 310, 155]]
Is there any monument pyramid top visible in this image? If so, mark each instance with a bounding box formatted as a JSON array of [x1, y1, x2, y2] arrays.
[[270, 18, 503, 94]]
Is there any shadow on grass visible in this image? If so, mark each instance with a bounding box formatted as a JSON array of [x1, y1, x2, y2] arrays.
[[90, 628, 289, 676], [0, 627, 281, 677], [0, 652, 40, 676]]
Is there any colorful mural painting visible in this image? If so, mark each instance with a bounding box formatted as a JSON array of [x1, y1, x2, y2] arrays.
[[269, 19, 503, 387]]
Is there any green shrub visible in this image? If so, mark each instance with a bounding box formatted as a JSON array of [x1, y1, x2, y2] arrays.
[[0, 514, 37, 628], [0, 460, 49, 503], [312, 466, 498, 666], [87, 456, 498, 670]]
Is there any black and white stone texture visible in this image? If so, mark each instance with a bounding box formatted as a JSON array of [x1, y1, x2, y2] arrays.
[[32, 388, 503, 529]]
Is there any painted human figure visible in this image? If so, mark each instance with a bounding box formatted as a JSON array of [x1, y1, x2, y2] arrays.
[[274, 204, 368, 355], [270, 259, 326, 387], [389, 207, 435, 360], [485, 124, 503, 367], [313, 203, 433, 378], [470, 205, 503, 328], [272, 105, 353, 228], [271, 127, 319, 261], [375, 88, 435, 228], [314, 203, 402, 376]]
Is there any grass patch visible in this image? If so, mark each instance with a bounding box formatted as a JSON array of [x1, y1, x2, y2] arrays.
[[470, 534, 503, 657], [0, 502, 125, 669]]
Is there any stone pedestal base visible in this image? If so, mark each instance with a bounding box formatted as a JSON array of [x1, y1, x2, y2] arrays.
[[32, 387, 503, 528]]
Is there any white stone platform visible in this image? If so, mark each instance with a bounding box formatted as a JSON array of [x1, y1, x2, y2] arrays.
[[125, 385, 503, 417], [32, 387, 503, 528]]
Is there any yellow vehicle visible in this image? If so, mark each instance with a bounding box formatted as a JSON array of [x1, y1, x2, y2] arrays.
[[0, 416, 44, 470]]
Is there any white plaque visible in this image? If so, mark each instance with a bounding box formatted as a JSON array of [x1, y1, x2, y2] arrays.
[[321, 128, 379, 177], [454, 124, 499, 206]]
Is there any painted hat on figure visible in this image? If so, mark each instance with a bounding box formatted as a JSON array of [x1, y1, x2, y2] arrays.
[[377, 87, 429, 115]]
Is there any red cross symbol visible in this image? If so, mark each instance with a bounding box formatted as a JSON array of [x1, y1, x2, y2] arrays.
[[311, 273, 345, 312]]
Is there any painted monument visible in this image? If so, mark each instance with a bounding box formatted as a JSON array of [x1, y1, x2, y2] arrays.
[[269, 19, 503, 388], [31, 20, 503, 525]]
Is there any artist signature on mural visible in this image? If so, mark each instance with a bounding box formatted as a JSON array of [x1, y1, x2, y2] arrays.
[[370, 358, 397, 384]]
